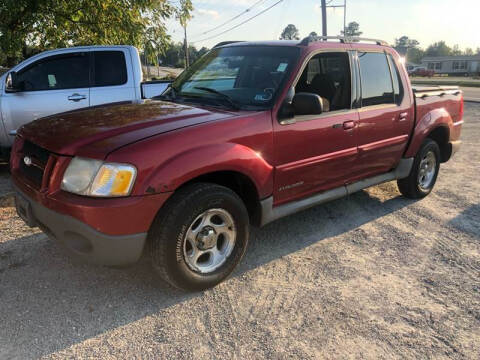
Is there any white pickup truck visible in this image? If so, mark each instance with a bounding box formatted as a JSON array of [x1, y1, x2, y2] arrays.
[[0, 45, 172, 158]]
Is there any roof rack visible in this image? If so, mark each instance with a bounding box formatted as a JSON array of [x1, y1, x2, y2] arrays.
[[299, 36, 389, 47], [213, 41, 245, 48]]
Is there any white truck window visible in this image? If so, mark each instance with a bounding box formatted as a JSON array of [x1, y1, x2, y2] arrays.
[[93, 51, 127, 87], [15, 53, 90, 91]]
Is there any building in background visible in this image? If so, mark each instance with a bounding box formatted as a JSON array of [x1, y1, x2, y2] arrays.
[[421, 55, 480, 76]]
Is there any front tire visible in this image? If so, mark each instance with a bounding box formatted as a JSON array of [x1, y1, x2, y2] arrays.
[[149, 183, 249, 291], [397, 138, 440, 199]]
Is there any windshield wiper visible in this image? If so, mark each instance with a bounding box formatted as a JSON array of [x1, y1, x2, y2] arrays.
[[193, 87, 240, 110]]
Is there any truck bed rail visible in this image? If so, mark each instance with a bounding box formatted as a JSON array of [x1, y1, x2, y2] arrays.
[[412, 85, 461, 99]]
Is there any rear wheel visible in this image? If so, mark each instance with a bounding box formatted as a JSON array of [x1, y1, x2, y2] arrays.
[[397, 138, 440, 199], [149, 183, 249, 291]]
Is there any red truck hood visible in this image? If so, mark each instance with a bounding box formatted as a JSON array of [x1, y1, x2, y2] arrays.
[[19, 100, 235, 158]]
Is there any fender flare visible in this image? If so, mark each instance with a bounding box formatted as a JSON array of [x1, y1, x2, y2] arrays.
[[142, 142, 274, 199], [404, 108, 452, 158]]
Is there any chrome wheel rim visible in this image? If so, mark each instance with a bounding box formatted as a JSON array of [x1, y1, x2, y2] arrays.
[[183, 208, 236, 274], [418, 151, 437, 190]]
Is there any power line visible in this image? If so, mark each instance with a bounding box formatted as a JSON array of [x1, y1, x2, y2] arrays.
[[193, 0, 270, 37], [191, 0, 285, 44]]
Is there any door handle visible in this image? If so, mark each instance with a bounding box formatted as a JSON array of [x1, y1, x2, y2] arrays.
[[68, 93, 87, 102], [398, 112, 408, 121], [343, 121, 355, 130]]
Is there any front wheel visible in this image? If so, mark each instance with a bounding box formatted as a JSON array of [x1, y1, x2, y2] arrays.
[[149, 183, 249, 291], [397, 138, 440, 199]]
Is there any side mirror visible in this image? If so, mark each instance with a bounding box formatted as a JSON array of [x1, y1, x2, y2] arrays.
[[278, 86, 295, 120], [292, 92, 324, 115], [5, 71, 20, 93]]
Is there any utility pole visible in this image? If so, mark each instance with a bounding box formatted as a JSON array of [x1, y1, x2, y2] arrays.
[[320, 1, 347, 37], [184, 26, 189, 68], [144, 45, 150, 80], [321, 0, 327, 36]]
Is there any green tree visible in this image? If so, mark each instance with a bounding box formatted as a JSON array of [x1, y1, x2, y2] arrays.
[[176, 0, 193, 67], [394, 36, 419, 55], [464, 48, 474, 56], [393, 36, 423, 63], [407, 47, 425, 64], [341, 22, 362, 37], [159, 42, 209, 69], [451, 44, 462, 56], [0, 0, 175, 67], [280, 24, 300, 40], [0, 0, 46, 66], [425, 41, 452, 57]]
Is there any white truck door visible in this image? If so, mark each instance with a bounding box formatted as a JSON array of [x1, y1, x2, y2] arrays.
[[89, 49, 135, 106], [2, 52, 90, 144]]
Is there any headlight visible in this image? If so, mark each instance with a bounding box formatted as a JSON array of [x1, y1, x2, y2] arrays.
[[61, 157, 137, 197]]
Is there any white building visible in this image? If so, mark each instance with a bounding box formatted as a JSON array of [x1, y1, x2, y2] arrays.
[[421, 55, 480, 75]]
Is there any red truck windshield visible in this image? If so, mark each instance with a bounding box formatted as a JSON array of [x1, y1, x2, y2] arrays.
[[171, 46, 300, 110]]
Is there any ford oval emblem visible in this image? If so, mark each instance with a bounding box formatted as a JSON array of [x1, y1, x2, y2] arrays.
[[23, 156, 32, 166]]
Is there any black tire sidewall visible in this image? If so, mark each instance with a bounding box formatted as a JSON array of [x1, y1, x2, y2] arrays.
[[160, 186, 249, 290], [412, 140, 441, 196]]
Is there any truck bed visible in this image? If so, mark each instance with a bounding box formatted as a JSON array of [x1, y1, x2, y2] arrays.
[[413, 85, 463, 125]]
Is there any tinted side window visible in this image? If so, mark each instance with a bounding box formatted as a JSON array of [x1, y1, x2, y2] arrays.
[[387, 54, 404, 105], [296, 52, 351, 111], [16, 53, 89, 91], [94, 51, 127, 87], [358, 52, 393, 106]]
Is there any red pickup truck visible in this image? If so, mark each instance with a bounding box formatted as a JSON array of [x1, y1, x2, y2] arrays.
[[11, 37, 463, 290]]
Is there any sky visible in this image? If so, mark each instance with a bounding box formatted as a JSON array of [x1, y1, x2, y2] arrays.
[[165, 0, 478, 51]]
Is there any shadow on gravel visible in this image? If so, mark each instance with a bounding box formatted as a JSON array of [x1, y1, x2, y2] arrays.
[[0, 187, 415, 359], [0, 195, 14, 208], [0, 162, 13, 199], [449, 203, 480, 238]]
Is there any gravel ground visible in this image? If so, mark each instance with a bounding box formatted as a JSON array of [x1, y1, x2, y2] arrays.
[[0, 104, 479, 359]]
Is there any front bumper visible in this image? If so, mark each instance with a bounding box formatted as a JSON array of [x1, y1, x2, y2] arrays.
[[14, 186, 147, 266]]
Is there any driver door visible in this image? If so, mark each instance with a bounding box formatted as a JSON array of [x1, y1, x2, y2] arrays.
[[273, 50, 359, 205], [2, 52, 90, 138]]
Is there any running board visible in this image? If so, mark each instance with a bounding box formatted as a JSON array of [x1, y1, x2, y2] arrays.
[[260, 158, 413, 226]]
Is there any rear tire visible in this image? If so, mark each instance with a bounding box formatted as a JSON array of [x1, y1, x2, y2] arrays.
[[149, 183, 249, 291], [397, 138, 440, 199]]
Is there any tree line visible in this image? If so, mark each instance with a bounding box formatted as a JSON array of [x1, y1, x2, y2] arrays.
[[393, 37, 480, 64], [279, 23, 480, 64], [2, 3, 479, 72]]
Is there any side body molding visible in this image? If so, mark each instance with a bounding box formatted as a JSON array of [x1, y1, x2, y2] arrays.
[[260, 158, 413, 226]]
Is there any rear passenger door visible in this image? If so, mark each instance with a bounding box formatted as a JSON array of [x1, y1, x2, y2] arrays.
[[352, 51, 413, 180], [89, 50, 134, 106]]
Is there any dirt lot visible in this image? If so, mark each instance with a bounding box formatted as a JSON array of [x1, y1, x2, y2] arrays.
[[0, 104, 479, 359]]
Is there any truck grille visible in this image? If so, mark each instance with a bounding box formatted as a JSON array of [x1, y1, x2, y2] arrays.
[[19, 141, 51, 189]]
